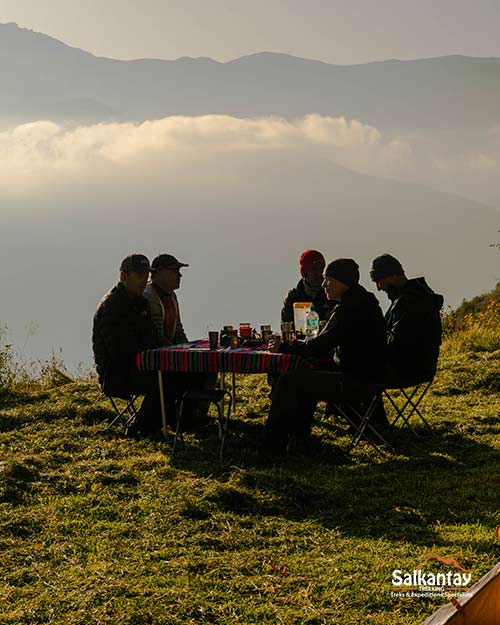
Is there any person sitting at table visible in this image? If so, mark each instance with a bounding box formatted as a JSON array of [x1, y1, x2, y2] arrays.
[[369, 253, 443, 386], [92, 253, 162, 436], [265, 258, 387, 455], [143, 254, 189, 346], [143, 252, 213, 430], [281, 249, 335, 324]]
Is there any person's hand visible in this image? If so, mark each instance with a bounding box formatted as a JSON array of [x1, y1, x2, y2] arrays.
[[268, 334, 282, 353]]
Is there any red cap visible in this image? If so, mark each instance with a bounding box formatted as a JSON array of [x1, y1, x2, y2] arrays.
[[299, 249, 326, 275]]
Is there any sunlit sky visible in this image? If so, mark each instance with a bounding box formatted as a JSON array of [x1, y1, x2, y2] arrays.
[[1, 0, 500, 64]]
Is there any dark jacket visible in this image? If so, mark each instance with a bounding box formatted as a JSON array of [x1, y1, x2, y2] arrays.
[[281, 279, 334, 322], [280, 284, 387, 383], [385, 277, 443, 384], [92, 283, 159, 397]]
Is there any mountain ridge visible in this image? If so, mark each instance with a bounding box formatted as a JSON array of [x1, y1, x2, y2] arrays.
[[2, 21, 500, 131], [4, 22, 500, 66]]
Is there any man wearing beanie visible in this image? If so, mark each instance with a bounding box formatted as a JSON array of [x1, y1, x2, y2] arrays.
[[265, 258, 387, 455], [370, 254, 443, 385], [281, 249, 335, 323]]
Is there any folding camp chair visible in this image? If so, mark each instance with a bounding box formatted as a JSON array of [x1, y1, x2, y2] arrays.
[[106, 394, 141, 430], [172, 388, 233, 459], [330, 390, 394, 456], [384, 378, 434, 435]]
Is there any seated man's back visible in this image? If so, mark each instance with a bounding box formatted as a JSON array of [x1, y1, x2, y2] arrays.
[[371, 254, 443, 385]]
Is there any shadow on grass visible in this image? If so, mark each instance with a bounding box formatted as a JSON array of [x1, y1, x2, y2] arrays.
[[2, 380, 499, 552], [170, 415, 500, 547]]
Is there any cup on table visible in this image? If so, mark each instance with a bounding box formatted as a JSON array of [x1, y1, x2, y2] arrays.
[[208, 331, 219, 350], [230, 331, 239, 348], [268, 333, 282, 352], [281, 321, 294, 343], [239, 323, 252, 338], [260, 324, 272, 343], [220, 326, 233, 347]]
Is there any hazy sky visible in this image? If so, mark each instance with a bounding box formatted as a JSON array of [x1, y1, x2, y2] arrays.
[[1, 0, 500, 64]]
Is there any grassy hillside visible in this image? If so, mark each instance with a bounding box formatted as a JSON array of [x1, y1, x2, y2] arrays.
[[1, 310, 499, 624], [444, 283, 500, 330]]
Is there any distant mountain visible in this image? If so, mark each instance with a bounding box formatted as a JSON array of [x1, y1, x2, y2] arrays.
[[2, 21, 500, 131]]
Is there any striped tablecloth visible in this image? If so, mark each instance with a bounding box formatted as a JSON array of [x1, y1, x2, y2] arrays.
[[137, 339, 306, 374]]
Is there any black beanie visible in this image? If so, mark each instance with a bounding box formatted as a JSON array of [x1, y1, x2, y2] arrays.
[[370, 254, 404, 281], [325, 258, 360, 287]]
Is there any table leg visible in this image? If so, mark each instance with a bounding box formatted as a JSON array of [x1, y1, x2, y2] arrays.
[[231, 369, 236, 405], [157, 370, 168, 440]]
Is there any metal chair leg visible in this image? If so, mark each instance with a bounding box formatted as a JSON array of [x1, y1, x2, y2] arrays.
[[107, 395, 139, 430], [386, 381, 433, 433], [332, 394, 393, 456]]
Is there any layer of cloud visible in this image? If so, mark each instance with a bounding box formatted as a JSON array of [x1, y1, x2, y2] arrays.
[[3, 113, 500, 209], [0, 114, 414, 194]]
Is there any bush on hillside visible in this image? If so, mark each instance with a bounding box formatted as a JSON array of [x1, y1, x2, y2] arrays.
[[442, 299, 500, 356], [443, 283, 500, 331]]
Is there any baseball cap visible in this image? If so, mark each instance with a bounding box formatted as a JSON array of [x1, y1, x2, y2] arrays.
[[119, 254, 150, 273], [151, 254, 189, 272]]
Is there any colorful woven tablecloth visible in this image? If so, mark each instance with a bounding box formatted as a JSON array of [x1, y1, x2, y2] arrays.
[[137, 339, 306, 374]]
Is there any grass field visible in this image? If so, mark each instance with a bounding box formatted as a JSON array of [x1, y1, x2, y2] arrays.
[[1, 320, 499, 624]]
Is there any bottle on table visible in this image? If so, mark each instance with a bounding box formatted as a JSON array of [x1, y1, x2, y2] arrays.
[[305, 305, 320, 339]]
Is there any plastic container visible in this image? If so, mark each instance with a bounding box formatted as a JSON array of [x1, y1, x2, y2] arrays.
[[293, 302, 312, 335], [305, 305, 320, 339]]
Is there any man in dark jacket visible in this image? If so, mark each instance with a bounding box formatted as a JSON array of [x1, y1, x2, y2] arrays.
[[93, 254, 167, 435], [265, 258, 387, 454], [281, 249, 334, 323], [370, 254, 443, 386], [93, 254, 158, 399]]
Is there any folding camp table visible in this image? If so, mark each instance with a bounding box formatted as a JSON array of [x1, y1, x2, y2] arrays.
[[136, 339, 306, 439]]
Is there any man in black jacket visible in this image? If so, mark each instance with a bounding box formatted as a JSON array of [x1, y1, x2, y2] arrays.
[[265, 258, 387, 454], [370, 254, 443, 386], [93, 254, 157, 397], [93, 254, 163, 435], [281, 249, 334, 324]]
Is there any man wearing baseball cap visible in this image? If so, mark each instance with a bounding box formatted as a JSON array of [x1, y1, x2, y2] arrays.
[[281, 249, 334, 323], [93, 254, 161, 434], [370, 254, 443, 385], [143, 253, 212, 430], [144, 254, 189, 346], [265, 258, 387, 455]]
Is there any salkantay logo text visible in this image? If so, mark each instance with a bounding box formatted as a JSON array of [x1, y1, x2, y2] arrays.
[[390, 555, 473, 599]]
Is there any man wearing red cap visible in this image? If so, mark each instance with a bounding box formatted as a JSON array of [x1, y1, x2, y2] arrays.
[[281, 249, 335, 323]]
